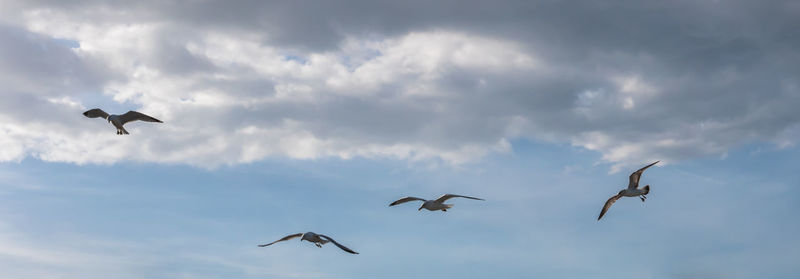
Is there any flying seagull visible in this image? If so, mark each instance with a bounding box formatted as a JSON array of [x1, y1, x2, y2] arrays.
[[598, 161, 660, 220], [83, 108, 163, 135], [258, 232, 358, 254], [389, 194, 484, 212]]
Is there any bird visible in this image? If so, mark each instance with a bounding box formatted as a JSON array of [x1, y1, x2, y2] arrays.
[[257, 232, 358, 254], [82, 108, 163, 135], [598, 161, 660, 220], [389, 194, 484, 212]]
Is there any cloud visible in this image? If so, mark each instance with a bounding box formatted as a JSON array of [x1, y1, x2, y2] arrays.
[[0, 1, 797, 169]]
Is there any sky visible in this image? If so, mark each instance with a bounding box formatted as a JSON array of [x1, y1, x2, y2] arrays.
[[0, 0, 798, 278]]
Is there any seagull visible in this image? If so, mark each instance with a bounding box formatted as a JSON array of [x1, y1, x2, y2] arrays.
[[82, 108, 163, 135], [257, 232, 358, 254], [598, 161, 660, 220], [389, 194, 484, 212]]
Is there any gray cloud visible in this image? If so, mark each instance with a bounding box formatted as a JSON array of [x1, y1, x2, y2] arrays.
[[0, 0, 797, 168], [0, 24, 107, 96]]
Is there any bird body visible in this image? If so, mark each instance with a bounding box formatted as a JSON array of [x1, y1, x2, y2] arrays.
[[618, 186, 650, 197], [597, 161, 659, 220], [300, 232, 328, 246], [106, 115, 128, 135], [389, 194, 483, 212], [83, 108, 162, 135], [258, 232, 358, 254], [420, 200, 454, 211]]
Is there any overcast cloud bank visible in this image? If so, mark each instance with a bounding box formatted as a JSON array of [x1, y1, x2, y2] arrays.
[[0, 0, 797, 170]]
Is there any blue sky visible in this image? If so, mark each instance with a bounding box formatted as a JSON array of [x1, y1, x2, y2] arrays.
[[1, 140, 798, 278], [1, 1, 799, 278]]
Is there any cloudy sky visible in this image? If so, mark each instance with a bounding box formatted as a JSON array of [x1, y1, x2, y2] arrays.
[[0, 0, 798, 278]]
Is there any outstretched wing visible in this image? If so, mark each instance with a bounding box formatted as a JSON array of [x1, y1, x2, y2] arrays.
[[119, 111, 163, 125], [318, 234, 358, 254], [434, 194, 484, 203], [389, 197, 426, 206], [257, 233, 303, 247], [598, 194, 622, 220], [628, 161, 659, 189], [83, 108, 109, 119]]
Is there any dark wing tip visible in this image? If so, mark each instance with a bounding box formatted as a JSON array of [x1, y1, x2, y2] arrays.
[[452, 194, 485, 201], [389, 198, 408, 206], [597, 195, 618, 221], [342, 247, 359, 254], [339, 245, 359, 254], [340, 248, 359, 254], [598, 209, 607, 220], [319, 234, 359, 254], [125, 110, 163, 123], [143, 114, 163, 123]]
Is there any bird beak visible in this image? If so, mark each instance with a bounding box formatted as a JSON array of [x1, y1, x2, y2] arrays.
[[418, 207, 422, 211]]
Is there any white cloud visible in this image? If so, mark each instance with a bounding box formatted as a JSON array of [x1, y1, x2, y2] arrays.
[[1, 18, 537, 167], [0, 2, 796, 170]]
